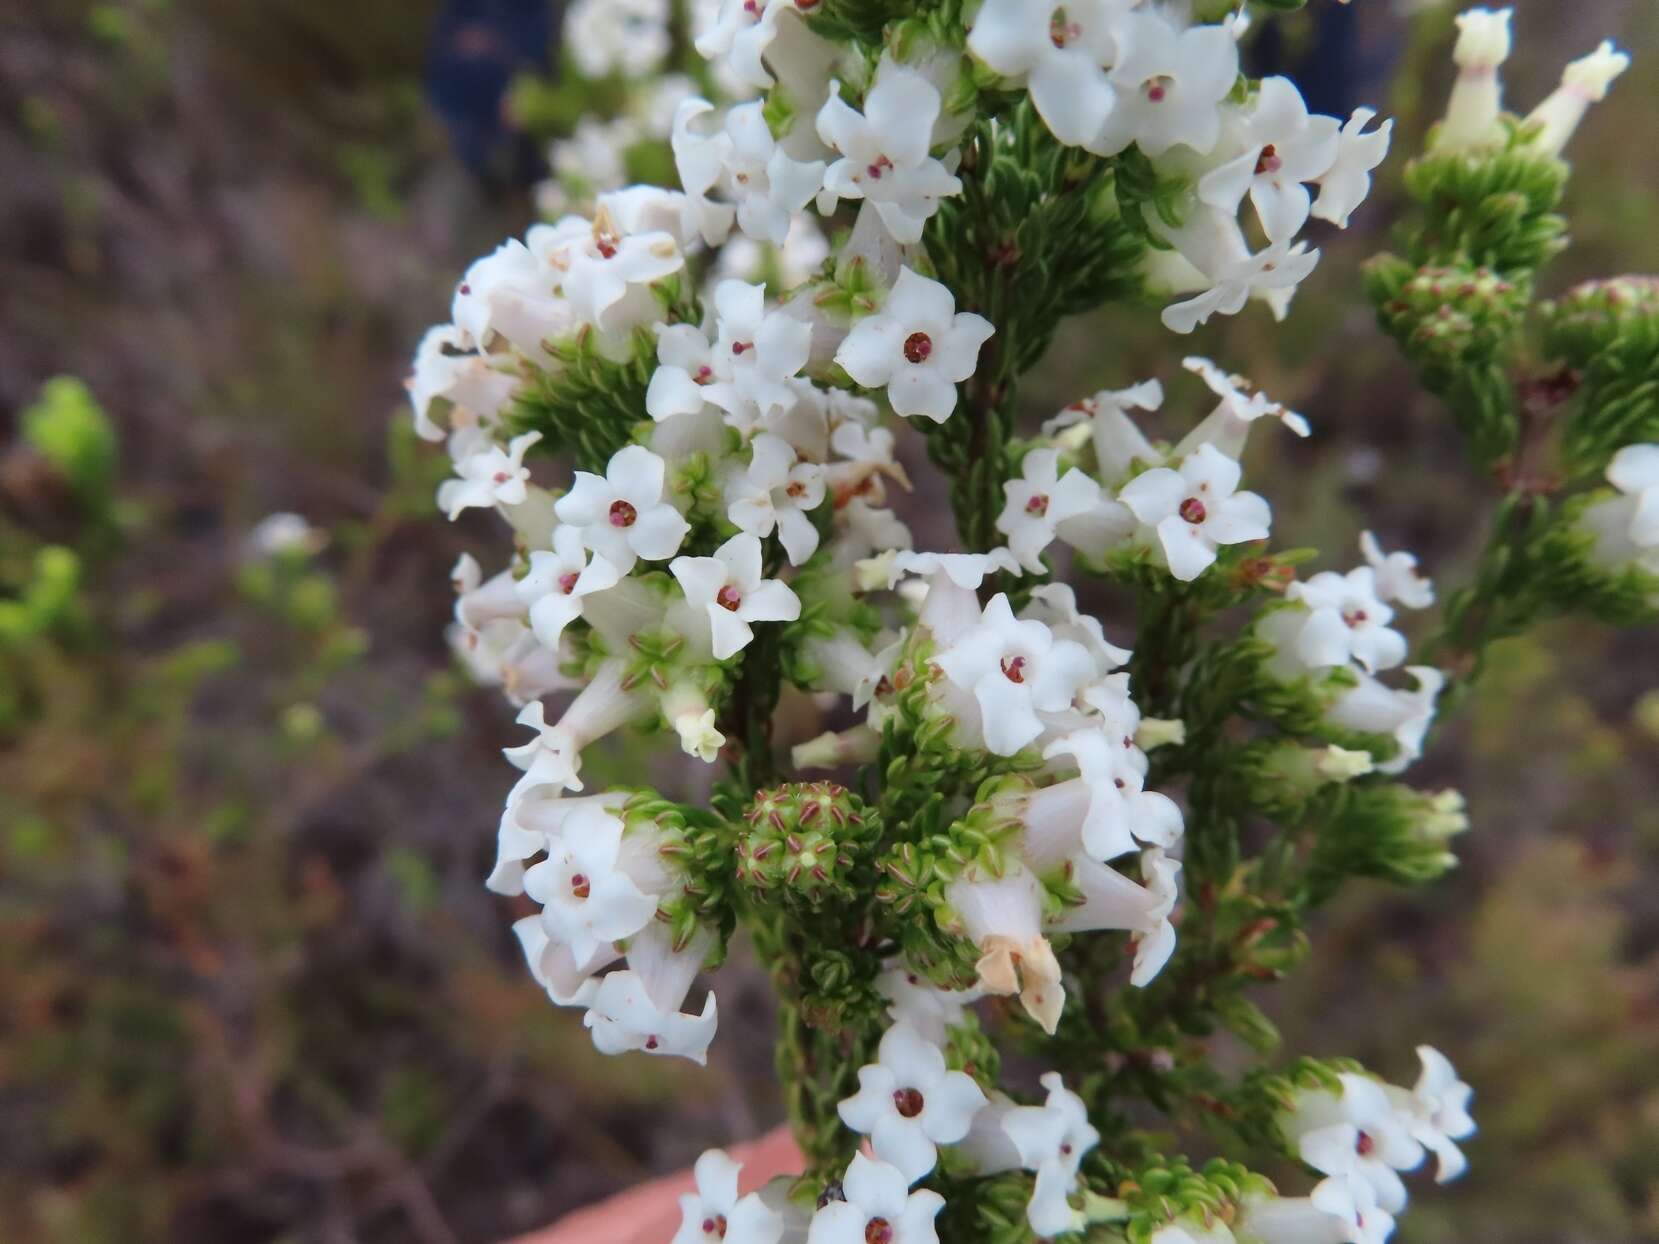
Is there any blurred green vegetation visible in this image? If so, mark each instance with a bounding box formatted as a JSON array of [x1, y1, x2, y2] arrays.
[[1, 0, 1657, 1242]]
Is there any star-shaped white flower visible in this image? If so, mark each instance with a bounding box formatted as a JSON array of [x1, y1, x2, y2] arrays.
[[1001, 1072, 1100, 1238], [1048, 848, 1181, 986], [704, 279, 814, 428], [556, 444, 690, 575], [672, 1149, 784, 1244], [1118, 443, 1271, 581], [1393, 1045, 1476, 1184], [515, 526, 623, 651], [1090, 11, 1239, 158], [1313, 107, 1393, 229], [933, 593, 1097, 756], [835, 268, 994, 424], [523, 807, 658, 966], [995, 448, 1106, 573], [438, 431, 542, 520], [1325, 665, 1444, 775], [647, 321, 722, 422], [671, 533, 802, 660], [1585, 443, 1659, 574], [1359, 530, 1435, 610], [966, 0, 1133, 147], [584, 969, 718, 1064], [815, 60, 962, 244], [724, 433, 826, 566], [1041, 379, 1164, 484], [1287, 567, 1408, 674], [725, 101, 827, 246], [529, 202, 685, 332], [694, 0, 782, 92], [450, 239, 547, 347], [1198, 76, 1340, 244], [838, 1021, 988, 1182], [806, 1153, 944, 1244], [1293, 1074, 1426, 1214], [875, 963, 980, 1046]]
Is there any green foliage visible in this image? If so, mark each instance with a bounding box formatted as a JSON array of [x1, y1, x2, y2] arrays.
[[509, 320, 674, 471], [20, 376, 118, 513]]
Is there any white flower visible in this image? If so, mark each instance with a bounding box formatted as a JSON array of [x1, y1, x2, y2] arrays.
[[503, 660, 648, 799], [1391, 1045, 1476, 1184], [407, 325, 520, 441], [1525, 40, 1630, 157], [1174, 356, 1309, 460], [828, 419, 912, 508], [647, 322, 722, 422], [1156, 207, 1322, 334], [1023, 583, 1132, 675], [450, 239, 548, 348], [1308, 1175, 1395, 1244], [516, 525, 623, 650], [1584, 443, 1659, 574], [1359, 531, 1435, 610], [1198, 77, 1340, 244], [1090, 12, 1239, 158], [1286, 1074, 1426, 1214], [875, 964, 979, 1045], [565, 0, 670, 79], [1237, 1184, 1357, 1244], [933, 593, 1097, 756], [512, 916, 610, 1008], [1042, 380, 1164, 484], [946, 862, 1064, 1032], [705, 280, 814, 428], [1049, 848, 1181, 986], [838, 1021, 987, 1182], [1434, 7, 1512, 152], [1325, 665, 1444, 775], [1001, 1073, 1100, 1238], [725, 433, 827, 566], [555, 444, 690, 575], [1313, 108, 1394, 229], [584, 969, 718, 1064], [673, 1149, 784, 1244], [694, 0, 782, 92], [1039, 733, 1184, 864], [806, 1153, 944, 1244], [815, 60, 962, 244], [671, 533, 802, 660], [529, 203, 684, 333], [995, 448, 1107, 573], [523, 803, 658, 964], [835, 268, 994, 424], [248, 512, 325, 558], [726, 101, 827, 246], [438, 431, 542, 520], [967, 0, 1132, 147], [1118, 443, 1272, 581], [1286, 568, 1408, 674]]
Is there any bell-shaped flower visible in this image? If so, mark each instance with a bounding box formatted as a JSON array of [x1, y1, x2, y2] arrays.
[[1042, 379, 1164, 484], [1390, 1045, 1476, 1184], [815, 61, 962, 244], [1286, 568, 1408, 674], [705, 280, 814, 426], [556, 444, 690, 575], [585, 969, 718, 1064], [1119, 442, 1271, 581], [875, 963, 979, 1046], [1325, 665, 1444, 775], [671, 533, 802, 660], [1048, 848, 1181, 985], [835, 268, 994, 423], [1433, 6, 1512, 153], [995, 448, 1107, 573], [1584, 443, 1659, 574], [725, 433, 826, 566], [946, 861, 1064, 1032], [1284, 1074, 1425, 1214], [1198, 76, 1340, 244], [966, 0, 1131, 147], [933, 593, 1096, 756], [515, 526, 623, 651], [1312, 108, 1393, 229], [438, 431, 542, 520], [807, 1153, 943, 1244], [673, 1149, 785, 1244], [1360, 530, 1435, 610], [1525, 40, 1630, 158], [523, 803, 660, 964], [1090, 11, 1239, 158], [1001, 1072, 1100, 1238], [837, 1021, 987, 1183]]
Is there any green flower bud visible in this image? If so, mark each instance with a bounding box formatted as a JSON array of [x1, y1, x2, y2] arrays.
[[737, 782, 878, 907]]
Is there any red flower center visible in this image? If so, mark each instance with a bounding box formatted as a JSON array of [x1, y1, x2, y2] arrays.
[[1343, 609, 1369, 626], [716, 585, 743, 612], [731, 340, 752, 356], [1178, 497, 1207, 525], [558, 572, 580, 595], [609, 500, 638, 528], [1255, 143, 1283, 175], [1356, 1131, 1376, 1157], [903, 331, 933, 364], [644, 1034, 659, 1050], [1025, 493, 1049, 517], [1144, 75, 1173, 103], [865, 1219, 894, 1244], [1049, 8, 1081, 48], [570, 873, 590, 899], [1001, 655, 1028, 683], [866, 155, 893, 180], [493, 471, 512, 484], [702, 1214, 728, 1238], [893, 1087, 925, 1118]]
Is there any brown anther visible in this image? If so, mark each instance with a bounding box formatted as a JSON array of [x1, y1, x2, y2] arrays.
[[609, 499, 638, 527], [1001, 655, 1028, 683], [716, 584, 743, 612], [1025, 494, 1049, 517], [903, 331, 933, 364], [893, 1087, 925, 1118], [570, 873, 591, 899], [1178, 496, 1207, 525]]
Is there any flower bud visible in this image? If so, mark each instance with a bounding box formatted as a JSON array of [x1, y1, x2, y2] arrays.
[[1434, 8, 1512, 153], [1525, 41, 1630, 158], [736, 782, 876, 907]]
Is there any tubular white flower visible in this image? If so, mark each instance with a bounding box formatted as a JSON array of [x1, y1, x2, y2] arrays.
[[407, 325, 521, 442], [529, 202, 685, 334], [725, 101, 827, 246], [556, 444, 690, 575], [835, 268, 994, 424], [1312, 108, 1393, 229], [1048, 848, 1181, 986], [815, 60, 962, 244], [1389, 1045, 1476, 1185], [516, 526, 623, 651], [1583, 443, 1659, 573], [1283, 1074, 1426, 1214], [1118, 443, 1272, 581], [1325, 665, 1444, 775], [1089, 11, 1239, 159], [1286, 568, 1408, 675], [1001, 1072, 1101, 1238], [694, 0, 782, 92], [1154, 207, 1321, 335], [947, 861, 1065, 1033], [523, 803, 661, 964], [827, 420, 912, 509], [725, 433, 827, 566], [1525, 40, 1630, 158], [662, 680, 728, 762], [647, 322, 721, 422], [967, 0, 1133, 148], [1197, 76, 1340, 245], [672, 532, 802, 660], [1434, 7, 1512, 153], [705, 280, 815, 428], [806, 1153, 944, 1244], [1023, 584, 1132, 676], [438, 431, 542, 520], [837, 1021, 987, 1182], [584, 969, 719, 1064], [933, 593, 1096, 756], [504, 659, 647, 800], [487, 789, 629, 896], [1174, 356, 1309, 460], [1041, 730, 1184, 864], [996, 448, 1108, 573], [1360, 530, 1435, 610], [1236, 1185, 1354, 1244], [875, 964, 980, 1046], [512, 916, 611, 1008], [673, 1149, 784, 1244], [1042, 379, 1164, 484], [450, 239, 546, 348]]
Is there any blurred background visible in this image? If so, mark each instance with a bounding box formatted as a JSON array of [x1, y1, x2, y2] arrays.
[[1, 2, 1657, 1241]]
